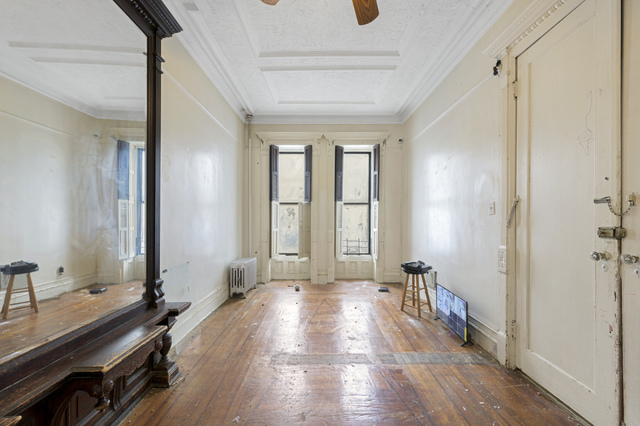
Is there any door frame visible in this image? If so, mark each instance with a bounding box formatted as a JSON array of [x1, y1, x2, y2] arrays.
[[485, 0, 591, 367], [485, 0, 622, 421]]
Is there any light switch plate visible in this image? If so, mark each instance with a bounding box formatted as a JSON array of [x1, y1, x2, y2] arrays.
[[498, 246, 507, 273], [488, 202, 495, 215]]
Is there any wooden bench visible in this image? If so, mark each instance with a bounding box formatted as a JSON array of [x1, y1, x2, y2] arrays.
[[0, 301, 190, 425]]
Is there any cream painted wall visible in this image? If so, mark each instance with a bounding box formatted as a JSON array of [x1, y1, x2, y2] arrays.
[[0, 75, 146, 303], [249, 124, 404, 285], [0, 75, 100, 298], [402, 0, 531, 361], [160, 37, 245, 345]]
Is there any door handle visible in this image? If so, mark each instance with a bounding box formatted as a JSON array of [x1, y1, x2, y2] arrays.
[[621, 254, 639, 265], [590, 251, 611, 261]]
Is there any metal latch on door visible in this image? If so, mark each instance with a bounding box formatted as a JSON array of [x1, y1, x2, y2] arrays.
[[596, 227, 627, 239], [593, 194, 636, 239]]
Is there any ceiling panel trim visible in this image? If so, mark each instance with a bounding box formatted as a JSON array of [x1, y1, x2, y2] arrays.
[[259, 65, 397, 72], [258, 50, 400, 58], [31, 57, 144, 67], [8, 41, 142, 54], [251, 114, 402, 125], [260, 65, 396, 105], [228, 0, 262, 58]]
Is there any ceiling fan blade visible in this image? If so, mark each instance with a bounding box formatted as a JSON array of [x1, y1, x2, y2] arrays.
[[261, 0, 279, 5], [352, 0, 379, 25]]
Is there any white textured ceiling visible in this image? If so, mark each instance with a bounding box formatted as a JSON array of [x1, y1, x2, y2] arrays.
[[165, 0, 513, 124], [0, 0, 147, 121], [0, 0, 512, 124]]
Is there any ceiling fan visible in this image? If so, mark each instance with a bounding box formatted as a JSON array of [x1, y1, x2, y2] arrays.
[[260, 0, 379, 26]]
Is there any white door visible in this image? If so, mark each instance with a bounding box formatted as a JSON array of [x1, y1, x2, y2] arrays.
[[621, 1, 640, 423], [515, 1, 621, 424]]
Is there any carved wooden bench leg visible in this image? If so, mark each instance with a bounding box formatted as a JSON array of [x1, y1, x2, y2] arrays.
[[151, 306, 188, 387]]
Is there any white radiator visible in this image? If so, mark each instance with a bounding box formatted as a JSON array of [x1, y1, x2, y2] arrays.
[[229, 257, 257, 298]]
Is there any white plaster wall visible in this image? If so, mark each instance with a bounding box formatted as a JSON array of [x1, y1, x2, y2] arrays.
[[0, 76, 102, 301], [160, 37, 245, 345], [402, 0, 531, 360]]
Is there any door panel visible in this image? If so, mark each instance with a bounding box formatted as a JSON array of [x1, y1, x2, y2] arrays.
[[515, 0, 621, 424]]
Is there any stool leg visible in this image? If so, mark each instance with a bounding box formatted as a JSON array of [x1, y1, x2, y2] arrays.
[[421, 273, 432, 312], [401, 273, 410, 312], [26, 273, 39, 314], [416, 274, 421, 318], [411, 274, 416, 308], [2, 276, 15, 320]]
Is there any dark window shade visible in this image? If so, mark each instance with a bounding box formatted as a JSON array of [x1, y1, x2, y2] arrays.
[[270, 145, 279, 201], [335, 145, 344, 201], [373, 144, 380, 202], [304, 145, 312, 202], [117, 140, 130, 200]]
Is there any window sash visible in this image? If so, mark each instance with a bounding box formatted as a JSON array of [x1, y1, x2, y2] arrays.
[[278, 202, 299, 255]]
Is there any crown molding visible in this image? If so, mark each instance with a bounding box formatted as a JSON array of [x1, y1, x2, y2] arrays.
[[165, 0, 254, 121], [397, 0, 514, 123], [255, 131, 390, 143], [483, 0, 585, 59], [250, 113, 402, 125], [113, 0, 182, 38], [0, 68, 145, 121]]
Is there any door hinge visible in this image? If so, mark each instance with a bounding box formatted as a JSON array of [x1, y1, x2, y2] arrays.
[[512, 80, 519, 98], [509, 319, 516, 340], [597, 226, 627, 239]]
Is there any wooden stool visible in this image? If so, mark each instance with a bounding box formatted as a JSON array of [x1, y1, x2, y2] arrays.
[[2, 271, 39, 320], [400, 268, 432, 318]]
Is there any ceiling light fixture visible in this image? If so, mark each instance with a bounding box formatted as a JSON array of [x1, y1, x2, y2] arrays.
[[260, 0, 379, 26]]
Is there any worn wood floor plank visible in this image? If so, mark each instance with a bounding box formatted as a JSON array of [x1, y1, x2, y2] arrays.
[[0, 280, 144, 365], [119, 281, 582, 425]]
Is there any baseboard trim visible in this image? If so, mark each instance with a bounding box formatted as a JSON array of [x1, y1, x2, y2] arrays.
[[425, 287, 505, 363], [171, 283, 230, 352], [468, 316, 507, 364], [0, 272, 96, 305], [382, 270, 402, 283]]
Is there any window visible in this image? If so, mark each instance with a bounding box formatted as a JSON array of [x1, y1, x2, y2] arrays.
[[335, 144, 380, 256], [117, 140, 145, 260], [270, 145, 312, 258], [343, 152, 371, 255], [278, 151, 304, 255]]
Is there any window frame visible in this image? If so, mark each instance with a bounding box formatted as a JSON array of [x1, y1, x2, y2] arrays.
[[342, 151, 372, 256], [277, 150, 305, 257]]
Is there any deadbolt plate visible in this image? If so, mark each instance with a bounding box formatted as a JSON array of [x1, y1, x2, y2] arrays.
[[597, 227, 627, 239]]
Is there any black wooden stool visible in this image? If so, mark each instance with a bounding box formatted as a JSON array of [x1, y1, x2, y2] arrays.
[[400, 264, 433, 318]]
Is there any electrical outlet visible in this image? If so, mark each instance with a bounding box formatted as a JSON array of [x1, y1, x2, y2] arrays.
[[488, 202, 495, 215]]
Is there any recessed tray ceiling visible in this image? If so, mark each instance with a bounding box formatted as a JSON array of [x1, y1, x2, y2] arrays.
[[164, 0, 513, 124]]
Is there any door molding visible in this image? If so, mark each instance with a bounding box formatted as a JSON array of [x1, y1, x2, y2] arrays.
[[484, 0, 586, 60]]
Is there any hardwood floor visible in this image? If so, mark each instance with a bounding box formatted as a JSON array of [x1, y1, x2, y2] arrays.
[[0, 280, 145, 365], [121, 281, 582, 425]]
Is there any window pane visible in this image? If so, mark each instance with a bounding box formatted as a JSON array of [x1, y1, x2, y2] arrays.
[[343, 204, 369, 255], [279, 204, 299, 254], [279, 153, 305, 202], [343, 153, 369, 203]]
